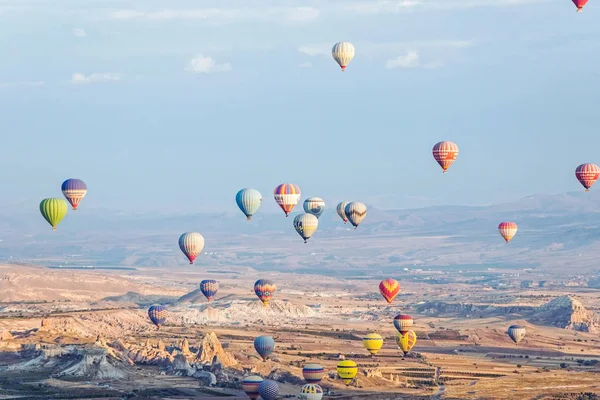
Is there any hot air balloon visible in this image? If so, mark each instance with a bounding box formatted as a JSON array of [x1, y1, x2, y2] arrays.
[[242, 375, 264, 400], [573, 0, 588, 11], [498, 222, 518, 243], [294, 213, 319, 243], [254, 279, 276, 306], [302, 364, 325, 384], [303, 197, 325, 218], [337, 360, 358, 386], [379, 279, 400, 304], [147, 305, 167, 330], [575, 163, 600, 191], [61, 179, 87, 210], [199, 279, 219, 302], [298, 384, 323, 400], [274, 183, 301, 217], [363, 333, 384, 356], [178, 232, 205, 264], [236, 188, 262, 221], [332, 42, 355, 71], [345, 202, 367, 229], [396, 330, 417, 355], [39, 198, 68, 231], [336, 201, 350, 223], [258, 380, 279, 400], [254, 335, 275, 361], [508, 325, 526, 345], [432, 141, 459, 173], [394, 314, 413, 335]]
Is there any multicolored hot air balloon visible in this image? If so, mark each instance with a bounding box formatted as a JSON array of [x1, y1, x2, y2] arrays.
[[573, 0, 588, 11], [298, 384, 324, 400], [362, 333, 384, 356], [302, 364, 325, 384], [61, 178, 87, 210], [337, 360, 358, 386], [336, 201, 350, 224], [303, 197, 325, 218], [379, 279, 400, 304], [394, 314, 413, 335], [147, 305, 167, 330], [345, 202, 367, 229], [498, 222, 518, 243], [199, 279, 219, 302], [508, 325, 526, 345], [332, 42, 355, 71], [242, 376, 264, 400], [254, 335, 275, 361], [258, 380, 279, 400], [178, 232, 205, 264], [432, 141, 459, 173], [575, 163, 600, 192], [236, 188, 262, 221], [274, 183, 301, 217], [254, 279, 276, 306], [396, 330, 417, 355], [39, 198, 68, 231], [294, 213, 319, 243]]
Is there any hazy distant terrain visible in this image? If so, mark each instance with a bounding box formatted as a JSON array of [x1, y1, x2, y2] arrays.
[[2, 191, 600, 279]]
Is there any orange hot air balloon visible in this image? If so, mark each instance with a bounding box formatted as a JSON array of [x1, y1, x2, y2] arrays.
[[498, 222, 518, 243], [572, 0, 588, 12], [432, 141, 459, 173], [575, 163, 600, 192], [379, 279, 400, 304]]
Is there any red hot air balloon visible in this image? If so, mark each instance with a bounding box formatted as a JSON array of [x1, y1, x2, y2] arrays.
[[432, 141, 459, 173], [379, 279, 400, 304], [575, 163, 600, 192], [498, 222, 518, 243], [573, 0, 588, 12]]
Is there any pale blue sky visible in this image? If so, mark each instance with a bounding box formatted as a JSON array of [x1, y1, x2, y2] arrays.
[[0, 0, 599, 214]]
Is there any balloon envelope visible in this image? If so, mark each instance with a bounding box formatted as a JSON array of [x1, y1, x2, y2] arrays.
[[294, 213, 319, 243], [345, 202, 367, 229], [61, 178, 87, 210], [432, 141, 459, 173], [379, 279, 400, 304], [331, 42, 355, 71], [303, 197, 325, 218], [39, 198, 68, 231], [199, 279, 219, 302], [254, 279, 276, 306], [508, 325, 526, 344], [393, 314, 413, 334], [337, 360, 358, 385], [257, 380, 279, 400], [242, 375, 263, 400], [573, 0, 588, 11], [498, 222, 518, 243], [147, 305, 167, 329], [362, 333, 384, 355], [396, 330, 417, 354], [575, 163, 600, 191], [299, 384, 324, 400], [236, 188, 262, 220], [178, 232, 205, 264], [336, 201, 350, 223], [274, 183, 301, 216], [302, 364, 325, 383]]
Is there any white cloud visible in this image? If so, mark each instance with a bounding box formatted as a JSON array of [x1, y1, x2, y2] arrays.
[[386, 51, 421, 68], [73, 28, 86, 37], [345, 0, 547, 14], [0, 81, 45, 88], [110, 7, 320, 24], [70, 73, 121, 84], [298, 40, 474, 58], [298, 45, 329, 56], [299, 62, 313, 68], [185, 55, 232, 73]]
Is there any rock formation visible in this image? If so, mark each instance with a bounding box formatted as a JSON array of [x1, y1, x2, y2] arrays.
[[529, 295, 600, 333], [195, 332, 237, 367], [0, 328, 13, 341]]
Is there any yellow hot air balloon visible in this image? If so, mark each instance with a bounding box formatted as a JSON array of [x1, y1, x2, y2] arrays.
[[336, 360, 358, 386], [294, 213, 319, 243], [362, 333, 383, 356], [39, 198, 68, 231], [395, 330, 417, 355]]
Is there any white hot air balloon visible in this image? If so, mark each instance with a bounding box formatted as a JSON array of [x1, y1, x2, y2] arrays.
[[336, 201, 350, 224], [345, 202, 367, 229], [294, 213, 319, 243], [178, 232, 205, 264], [332, 42, 355, 72], [303, 197, 325, 218]]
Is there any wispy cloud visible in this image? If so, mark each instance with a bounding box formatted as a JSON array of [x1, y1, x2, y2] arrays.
[[299, 62, 313, 68], [0, 81, 45, 88], [185, 55, 232, 73], [110, 7, 320, 24], [73, 28, 86, 37], [298, 40, 475, 58], [385, 51, 444, 69], [344, 0, 547, 14], [70, 73, 121, 84]]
